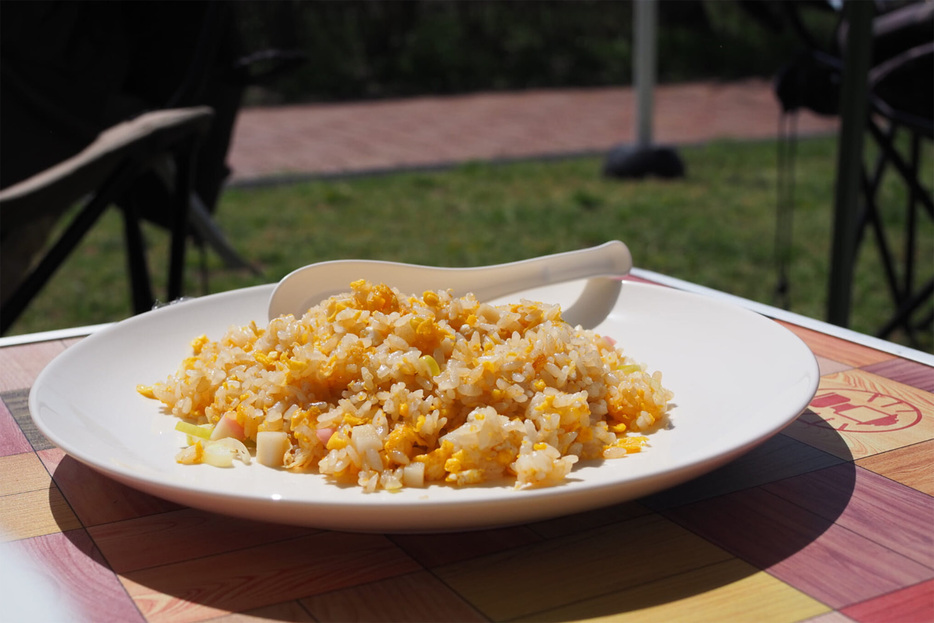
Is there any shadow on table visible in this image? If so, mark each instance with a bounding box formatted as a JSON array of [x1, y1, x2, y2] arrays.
[[389, 419, 855, 621], [46, 412, 854, 622]]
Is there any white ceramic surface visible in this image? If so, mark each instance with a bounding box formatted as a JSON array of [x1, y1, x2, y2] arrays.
[[30, 280, 819, 533], [267, 240, 632, 328]]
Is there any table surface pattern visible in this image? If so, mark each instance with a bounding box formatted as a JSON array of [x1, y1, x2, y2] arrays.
[[1, 283, 932, 623]]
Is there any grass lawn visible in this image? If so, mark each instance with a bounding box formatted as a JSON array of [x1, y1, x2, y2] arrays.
[[6, 135, 932, 351]]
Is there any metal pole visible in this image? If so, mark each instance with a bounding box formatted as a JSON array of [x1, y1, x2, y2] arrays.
[[603, 0, 682, 179], [827, 0, 874, 327], [634, 0, 657, 149]]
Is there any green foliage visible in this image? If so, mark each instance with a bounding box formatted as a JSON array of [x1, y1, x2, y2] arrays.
[[10, 136, 931, 351], [240, 0, 817, 105]]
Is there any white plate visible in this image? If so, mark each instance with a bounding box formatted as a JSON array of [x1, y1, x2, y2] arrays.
[[30, 280, 819, 533]]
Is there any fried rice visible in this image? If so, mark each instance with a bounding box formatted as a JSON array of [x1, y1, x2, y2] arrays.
[[139, 279, 673, 491]]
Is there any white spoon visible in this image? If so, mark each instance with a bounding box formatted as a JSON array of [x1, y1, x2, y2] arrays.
[[267, 240, 632, 328]]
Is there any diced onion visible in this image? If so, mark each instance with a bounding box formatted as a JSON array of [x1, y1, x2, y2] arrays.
[[402, 462, 425, 488], [256, 431, 290, 467], [199, 437, 253, 467], [351, 424, 382, 455], [213, 437, 252, 465], [203, 442, 235, 467]]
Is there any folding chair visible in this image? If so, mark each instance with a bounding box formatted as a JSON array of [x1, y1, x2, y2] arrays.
[[755, 0, 932, 345], [0, 108, 213, 335], [0, 2, 307, 335], [860, 40, 933, 342]]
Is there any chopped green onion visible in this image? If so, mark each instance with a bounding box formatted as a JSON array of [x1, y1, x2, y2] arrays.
[[420, 355, 442, 376], [175, 421, 213, 440], [617, 364, 643, 375]]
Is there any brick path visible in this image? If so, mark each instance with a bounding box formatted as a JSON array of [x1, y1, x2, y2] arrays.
[[227, 78, 839, 184]]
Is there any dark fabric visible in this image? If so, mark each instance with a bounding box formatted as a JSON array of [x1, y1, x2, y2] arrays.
[[774, 49, 842, 116], [0, 2, 130, 188], [0, 1, 245, 312], [0, 0, 243, 210], [752, 0, 933, 121]]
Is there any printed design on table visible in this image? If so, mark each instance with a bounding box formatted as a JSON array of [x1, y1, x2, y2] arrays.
[[804, 389, 923, 433]]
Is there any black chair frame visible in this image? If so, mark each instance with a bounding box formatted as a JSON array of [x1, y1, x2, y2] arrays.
[[0, 109, 213, 335]]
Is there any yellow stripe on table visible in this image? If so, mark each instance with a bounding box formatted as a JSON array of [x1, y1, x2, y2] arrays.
[[518, 560, 830, 623]]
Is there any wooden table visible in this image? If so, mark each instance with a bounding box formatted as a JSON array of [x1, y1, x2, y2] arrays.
[[2, 271, 932, 622]]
